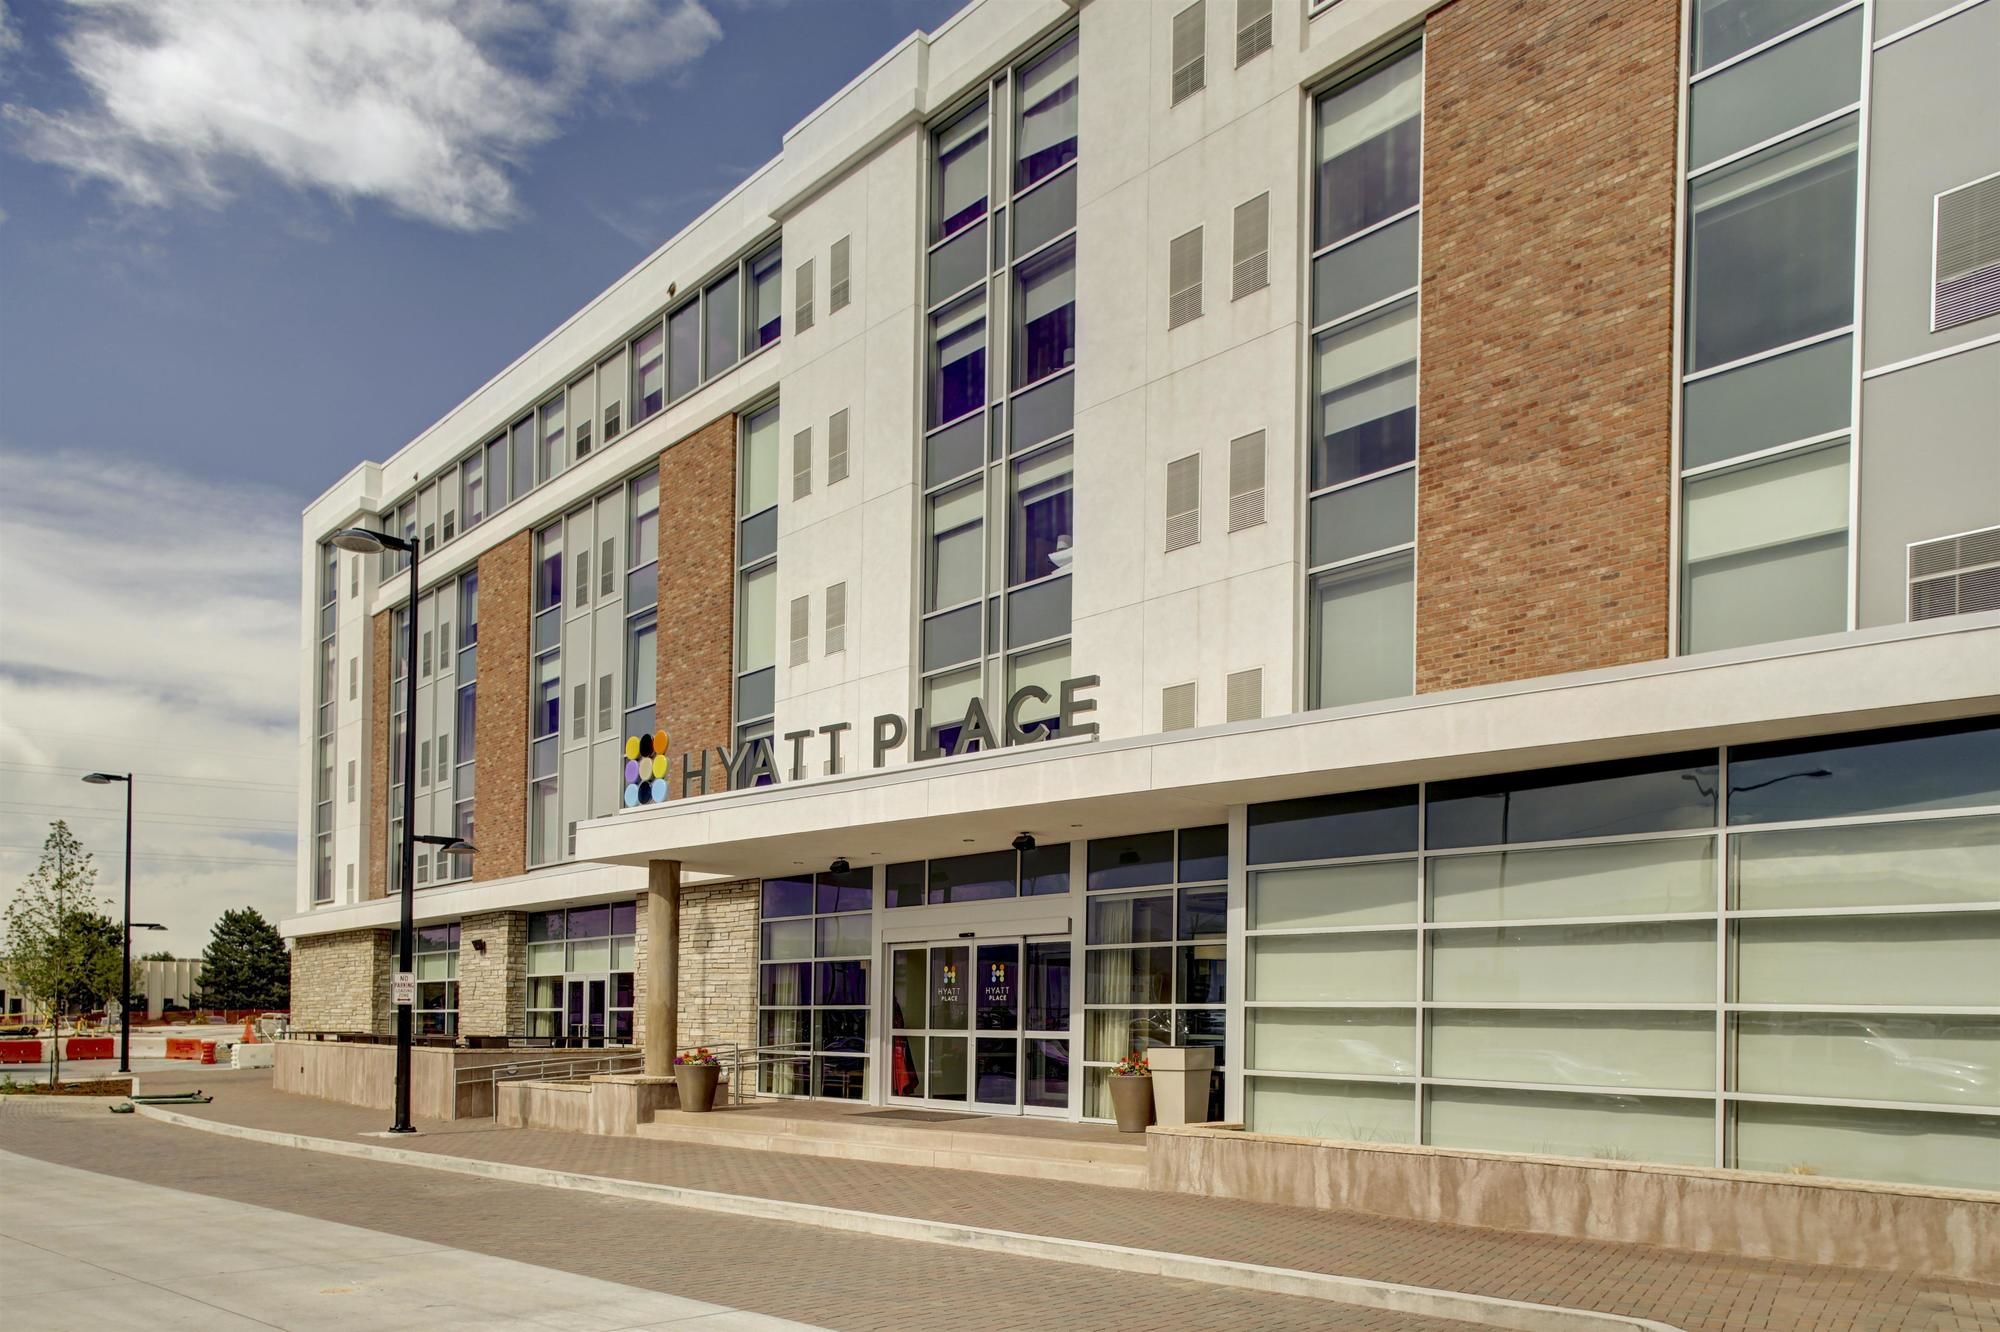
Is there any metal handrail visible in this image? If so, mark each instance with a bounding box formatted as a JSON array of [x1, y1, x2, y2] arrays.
[[460, 1051, 644, 1098]]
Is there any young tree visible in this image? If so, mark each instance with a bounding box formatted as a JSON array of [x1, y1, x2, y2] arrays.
[[1, 821, 118, 1082], [198, 908, 290, 1011]]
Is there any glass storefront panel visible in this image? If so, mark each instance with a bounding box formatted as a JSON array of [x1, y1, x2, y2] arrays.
[[1732, 815, 2000, 911], [1732, 1102, 2000, 1191], [1247, 1076, 1413, 1143], [1251, 859, 1416, 929], [1249, 932, 1416, 1002], [1429, 921, 1715, 1004], [1733, 1013, 2000, 1107], [1427, 1010, 1717, 1091], [1428, 838, 1716, 923], [1248, 1008, 1414, 1078], [1734, 913, 2000, 1007], [1428, 1086, 1714, 1166]]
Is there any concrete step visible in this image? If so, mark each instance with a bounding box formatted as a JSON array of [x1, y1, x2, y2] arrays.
[[634, 1113, 1148, 1189]]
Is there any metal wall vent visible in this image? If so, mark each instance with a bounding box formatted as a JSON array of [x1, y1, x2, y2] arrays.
[[603, 402, 621, 442], [790, 594, 811, 667], [1910, 525, 2000, 620], [830, 236, 852, 313], [1935, 174, 2000, 330], [828, 408, 850, 485], [1165, 454, 1202, 551], [1228, 430, 1266, 531], [1172, 1, 1206, 105], [1232, 193, 1270, 300], [1235, 0, 1272, 66], [825, 581, 847, 656], [795, 258, 816, 333], [1226, 667, 1263, 722], [793, 427, 813, 500], [1169, 227, 1204, 329], [1163, 682, 1198, 731], [597, 675, 613, 732]]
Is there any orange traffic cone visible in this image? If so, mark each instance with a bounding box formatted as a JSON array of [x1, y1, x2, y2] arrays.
[[241, 1015, 257, 1045]]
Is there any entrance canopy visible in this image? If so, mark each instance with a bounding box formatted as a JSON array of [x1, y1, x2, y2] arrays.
[[575, 619, 2000, 880]]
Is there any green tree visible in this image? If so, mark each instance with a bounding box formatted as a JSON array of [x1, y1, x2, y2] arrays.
[[139, 949, 176, 962], [1, 821, 121, 1080], [198, 908, 289, 1010]]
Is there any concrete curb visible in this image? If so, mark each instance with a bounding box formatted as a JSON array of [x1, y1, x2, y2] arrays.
[[135, 1104, 1684, 1331]]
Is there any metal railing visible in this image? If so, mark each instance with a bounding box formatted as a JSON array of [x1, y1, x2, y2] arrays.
[[459, 1050, 645, 1104]]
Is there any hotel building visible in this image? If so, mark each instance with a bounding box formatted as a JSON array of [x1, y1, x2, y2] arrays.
[[288, 0, 2000, 1194]]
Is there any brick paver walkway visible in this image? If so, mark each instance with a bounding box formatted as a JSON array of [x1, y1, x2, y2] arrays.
[[18, 1068, 1998, 1332]]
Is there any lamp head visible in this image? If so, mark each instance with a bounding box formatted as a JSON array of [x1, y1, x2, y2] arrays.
[[329, 526, 406, 556], [829, 857, 851, 874], [82, 772, 127, 785]]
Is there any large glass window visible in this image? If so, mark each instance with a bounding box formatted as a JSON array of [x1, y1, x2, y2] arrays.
[[1678, 7, 1860, 656], [930, 295, 987, 427], [735, 404, 780, 755], [926, 481, 984, 611], [1240, 718, 2000, 1188], [1014, 241, 1076, 387], [1015, 35, 1078, 190], [1009, 444, 1073, 586], [1312, 44, 1421, 251], [525, 902, 637, 1044], [746, 242, 783, 352], [410, 923, 459, 1037], [759, 868, 872, 1097], [934, 102, 989, 241], [631, 324, 664, 423], [704, 270, 741, 379]]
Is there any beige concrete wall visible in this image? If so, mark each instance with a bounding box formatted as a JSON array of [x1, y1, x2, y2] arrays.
[[289, 931, 391, 1033], [458, 911, 526, 1036], [271, 1041, 531, 1120], [633, 880, 757, 1054], [1148, 1126, 2000, 1283], [497, 1080, 592, 1133]]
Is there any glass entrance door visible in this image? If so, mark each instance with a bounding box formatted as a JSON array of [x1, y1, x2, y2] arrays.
[[564, 977, 607, 1046], [890, 937, 1068, 1114]]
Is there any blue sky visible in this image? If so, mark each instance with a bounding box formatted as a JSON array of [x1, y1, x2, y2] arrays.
[[0, 0, 959, 953]]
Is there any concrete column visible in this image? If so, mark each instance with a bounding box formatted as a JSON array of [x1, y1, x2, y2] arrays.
[[644, 859, 681, 1076]]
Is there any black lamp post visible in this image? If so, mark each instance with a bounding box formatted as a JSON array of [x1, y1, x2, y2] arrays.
[[81, 771, 134, 1072]]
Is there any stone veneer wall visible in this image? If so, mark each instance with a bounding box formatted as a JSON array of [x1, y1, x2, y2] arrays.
[[458, 910, 527, 1036], [472, 530, 531, 881], [1414, 0, 1679, 691], [633, 880, 758, 1053], [291, 930, 392, 1033], [657, 414, 738, 797]]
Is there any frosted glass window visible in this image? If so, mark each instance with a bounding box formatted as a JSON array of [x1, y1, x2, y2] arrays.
[[1734, 913, 2000, 1008], [1683, 442, 1848, 654], [761, 919, 813, 961], [1248, 1076, 1413, 1143], [1733, 816, 2000, 911], [527, 942, 564, 975], [610, 936, 635, 970], [1688, 8, 1861, 170], [1309, 467, 1414, 569], [1249, 932, 1416, 1002], [1248, 1008, 1415, 1077], [1250, 859, 1416, 929], [741, 406, 780, 516], [1310, 552, 1414, 708], [1428, 1086, 1714, 1166], [567, 938, 609, 973], [1732, 1102, 2000, 1191], [1428, 1010, 1716, 1091], [1734, 1013, 2000, 1107], [1428, 838, 1716, 923], [927, 481, 984, 610], [921, 666, 980, 744], [1429, 921, 1715, 1004], [738, 564, 776, 673], [816, 915, 871, 959]]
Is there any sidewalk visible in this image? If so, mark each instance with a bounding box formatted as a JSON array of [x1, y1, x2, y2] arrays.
[[136, 1069, 2000, 1332]]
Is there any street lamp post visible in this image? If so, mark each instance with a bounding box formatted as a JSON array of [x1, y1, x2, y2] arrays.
[[81, 771, 134, 1073], [327, 525, 476, 1133]]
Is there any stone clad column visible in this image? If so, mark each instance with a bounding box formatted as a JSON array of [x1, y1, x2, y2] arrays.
[[645, 859, 681, 1076]]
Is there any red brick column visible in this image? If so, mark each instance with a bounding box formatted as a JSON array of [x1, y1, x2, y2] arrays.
[[473, 531, 532, 881], [1414, 0, 1680, 692], [658, 413, 738, 794]]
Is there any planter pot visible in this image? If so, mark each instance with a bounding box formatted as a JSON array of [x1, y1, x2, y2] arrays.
[[1108, 1074, 1155, 1133], [673, 1063, 720, 1113]]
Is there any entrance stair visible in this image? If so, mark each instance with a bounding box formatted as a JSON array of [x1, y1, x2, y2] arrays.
[[636, 1103, 1147, 1188]]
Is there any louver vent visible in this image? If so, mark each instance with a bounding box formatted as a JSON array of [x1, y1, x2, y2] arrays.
[[795, 258, 815, 333], [830, 236, 852, 313], [1163, 682, 1198, 731], [1232, 193, 1269, 300], [603, 402, 621, 442], [1236, 0, 1273, 65], [828, 408, 850, 484], [1226, 667, 1263, 722], [1169, 227, 1204, 329], [790, 595, 810, 666], [1935, 175, 2000, 330], [1909, 526, 2000, 620], [793, 427, 813, 500], [1172, 2, 1206, 104], [826, 581, 847, 655], [1166, 454, 1202, 551], [1228, 430, 1266, 531]]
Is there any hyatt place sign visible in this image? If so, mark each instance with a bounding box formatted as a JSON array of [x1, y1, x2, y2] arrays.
[[623, 675, 1100, 807]]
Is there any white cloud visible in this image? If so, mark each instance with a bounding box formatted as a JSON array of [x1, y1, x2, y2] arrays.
[[0, 448, 302, 957], [3, 0, 721, 231]]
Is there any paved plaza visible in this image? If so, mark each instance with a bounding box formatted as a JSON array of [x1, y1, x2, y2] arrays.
[[0, 1069, 1994, 1331]]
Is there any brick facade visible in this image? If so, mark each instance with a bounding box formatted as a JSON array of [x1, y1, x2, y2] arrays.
[[473, 531, 532, 881], [658, 414, 739, 797], [457, 910, 527, 1036], [368, 610, 391, 900], [291, 930, 391, 1033], [1414, 0, 1679, 692], [633, 880, 759, 1054]]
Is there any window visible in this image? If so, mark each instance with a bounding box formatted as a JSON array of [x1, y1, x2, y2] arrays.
[[531, 525, 563, 866], [526, 903, 637, 1044], [1310, 553, 1414, 707], [829, 236, 852, 312], [598, 350, 624, 442], [930, 295, 987, 427], [1010, 444, 1073, 585], [887, 844, 1069, 908], [1678, 6, 1860, 655], [736, 404, 780, 749], [410, 923, 459, 1036], [668, 300, 700, 401], [934, 102, 989, 242], [759, 869, 873, 1097], [704, 269, 741, 379], [1168, 227, 1203, 329], [569, 373, 594, 460], [927, 481, 984, 610], [1016, 35, 1078, 191], [1313, 45, 1420, 250], [510, 414, 534, 508], [793, 257, 815, 334], [1171, 1, 1206, 105], [312, 542, 338, 903], [1312, 300, 1417, 488], [1014, 241, 1076, 386], [624, 470, 661, 753], [1084, 826, 1226, 1119], [631, 325, 664, 423], [747, 241, 783, 352], [1235, 0, 1272, 65]]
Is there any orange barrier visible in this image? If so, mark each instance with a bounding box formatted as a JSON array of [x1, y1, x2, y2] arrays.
[[165, 1037, 203, 1060], [65, 1037, 114, 1060], [200, 1041, 217, 1065]]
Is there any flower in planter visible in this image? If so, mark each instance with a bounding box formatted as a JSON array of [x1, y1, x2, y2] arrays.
[[1111, 1051, 1151, 1077], [673, 1047, 720, 1066]]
